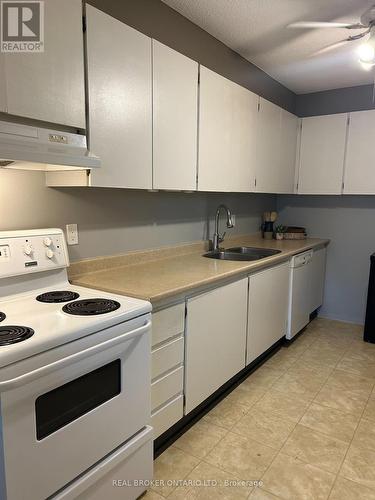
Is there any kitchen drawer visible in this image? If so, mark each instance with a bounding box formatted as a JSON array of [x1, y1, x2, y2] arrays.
[[151, 336, 184, 380], [151, 366, 184, 411], [151, 395, 184, 439], [152, 303, 185, 347]]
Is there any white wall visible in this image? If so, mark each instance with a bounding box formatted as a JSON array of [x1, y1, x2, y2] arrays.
[[0, 169, 275, 261], [277, 195, 375, 325]]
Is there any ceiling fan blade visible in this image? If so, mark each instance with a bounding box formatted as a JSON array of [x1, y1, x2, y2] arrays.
[[288, 21, 363, 29], [310, 39, 350, 56]]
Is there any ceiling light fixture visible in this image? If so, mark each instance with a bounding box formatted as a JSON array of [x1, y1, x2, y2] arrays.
[[359, 27, 375, 68]]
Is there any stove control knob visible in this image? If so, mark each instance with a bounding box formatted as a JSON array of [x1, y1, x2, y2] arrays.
[[46, 249, 54, 259], [24, 244, 33, 256], [43, 237, 52, 247]]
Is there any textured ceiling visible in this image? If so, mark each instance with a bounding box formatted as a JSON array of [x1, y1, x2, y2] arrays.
[[161, 0, 375, 94]]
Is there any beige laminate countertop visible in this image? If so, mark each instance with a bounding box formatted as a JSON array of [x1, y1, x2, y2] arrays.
[[69, 234, 329, 308]]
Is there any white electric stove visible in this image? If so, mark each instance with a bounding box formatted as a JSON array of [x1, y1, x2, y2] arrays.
[[0, 228, 153, 500]]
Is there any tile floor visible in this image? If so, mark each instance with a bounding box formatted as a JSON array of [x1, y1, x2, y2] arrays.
[[145, 318, 375, 500]]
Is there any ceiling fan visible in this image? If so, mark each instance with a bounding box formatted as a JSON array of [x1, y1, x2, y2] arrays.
[[288, 4, 375, 68]]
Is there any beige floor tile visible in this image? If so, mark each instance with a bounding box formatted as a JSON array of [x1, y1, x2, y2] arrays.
[[262, 349, 298, 371], [310, 339, 349, 353], [246, 365, 284, 388], [203, 398, 249, 430], [249, 488, 282, 499], [173, 420, 228, 459], [299, 348, 342, 368], [253, 389, 310, 423], [337, 354, 375, 379], [340, 444, 375, 490], [168, 461, 253, 500], [281, 424, 349, 474], [143, 491, 165, 500], [363, 398, 375, 422], [289, 358, 334, 378], [232, 408, 296, 450], [225, 382, 267, 409], [152, 446, 200, 497], [300, 403, 359, 442], [205, 431, 277, 480], [329, 476, 375, 500], [314, 384, 367, 415], [262, 452, 336, 500], [325, 369, 374, 395], [286, 360, 332, 380], [352, 418, 375, 452], [272, 370, 326, 401]]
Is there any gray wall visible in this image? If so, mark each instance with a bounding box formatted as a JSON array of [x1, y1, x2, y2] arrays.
[[277, 195, 375, 325], [87, 0, 296, 113], [0, 169, 275, 261], [296, 84, 375, 117]]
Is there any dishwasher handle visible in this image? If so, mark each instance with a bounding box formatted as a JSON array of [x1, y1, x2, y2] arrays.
[[292, 250, 313, 268]]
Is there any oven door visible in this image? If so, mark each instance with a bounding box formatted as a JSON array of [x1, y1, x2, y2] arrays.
[[0, 314, 151, 500]]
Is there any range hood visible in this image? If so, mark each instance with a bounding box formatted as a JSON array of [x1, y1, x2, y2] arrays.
[[0, 120, 100, 171]]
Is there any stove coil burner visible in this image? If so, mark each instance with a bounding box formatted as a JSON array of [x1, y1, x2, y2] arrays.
[[0, 326, 34, 346], [62, 298, 121, 316], [0, 312, 5, 322], [36, 291, 80, 303]]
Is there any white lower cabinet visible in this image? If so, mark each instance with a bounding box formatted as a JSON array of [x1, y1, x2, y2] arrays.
[[151, 304, 185, 439], [185, 279, 248, 414], [246, 263, 290, 365]]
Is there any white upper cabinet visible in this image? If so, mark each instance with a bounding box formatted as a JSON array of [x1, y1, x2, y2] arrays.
[[198, 66, 258, 192], [152, 40, 198, 191], [297, 113, 347, 195], [255, 98, 282, 193], [1, 0, 85, 128], [344, 110, 375, 194], [255, 99, 298, 194], [279, 109, 299, 193], [86, 5, 152, 189]]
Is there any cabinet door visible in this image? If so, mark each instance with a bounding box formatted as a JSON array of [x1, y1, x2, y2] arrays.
[[298, 114, 347, 194], [87, 5, 152, 189], [2, 0, 85, 128], [255, 100, 298, 194], [247, 263, 289, 365], [185, 279, 248, 414], [278, 110, 299, 193], [344, 110, 375, 194], [255, 98, 282, 193], [309, 247, 327, 313], [198, 66, 257, 192], [152, 40, 198, 191]]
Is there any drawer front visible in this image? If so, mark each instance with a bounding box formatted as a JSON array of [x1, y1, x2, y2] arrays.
[[151, 395, 184, 439], [151, 336, 184, 380], [152, 303, 185, 347], [151, 366, 184, 411]]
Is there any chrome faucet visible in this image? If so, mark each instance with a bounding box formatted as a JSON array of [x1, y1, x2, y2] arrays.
[[212, 204, 234, 251]]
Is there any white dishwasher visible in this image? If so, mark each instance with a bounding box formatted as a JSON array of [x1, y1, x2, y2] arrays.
[[287, 250, 314, 340]]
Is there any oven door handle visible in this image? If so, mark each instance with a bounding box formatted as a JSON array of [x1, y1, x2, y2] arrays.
[[0, 319, 151, 392]]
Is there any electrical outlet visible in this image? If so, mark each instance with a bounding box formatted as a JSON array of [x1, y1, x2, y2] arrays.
[[66, 224, 79, 245], [231, 214, 236, 227]]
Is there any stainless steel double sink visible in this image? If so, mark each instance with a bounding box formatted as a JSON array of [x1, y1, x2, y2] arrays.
[[203, 246, 281, 261]]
